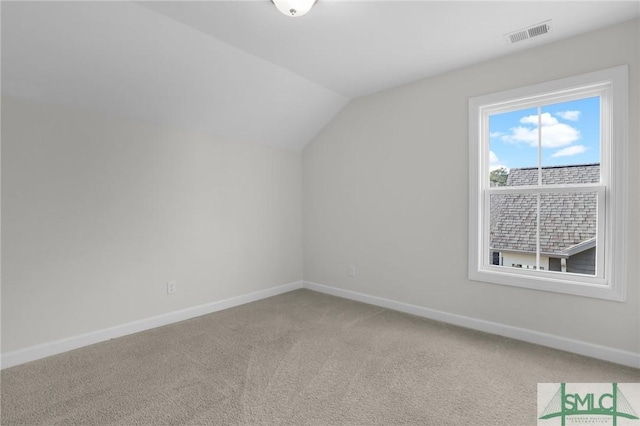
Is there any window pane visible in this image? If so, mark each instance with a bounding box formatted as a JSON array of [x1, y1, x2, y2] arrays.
[[540, 192, 598, 276], [488, 98, 601, 187], [541, 97, 600, 173], [488, 107, 537, 186], [489, 193, 539, 270]]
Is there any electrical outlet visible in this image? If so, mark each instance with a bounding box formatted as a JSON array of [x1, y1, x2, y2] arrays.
[[167, 281, 177, 295], [348, 266, 356, 278]]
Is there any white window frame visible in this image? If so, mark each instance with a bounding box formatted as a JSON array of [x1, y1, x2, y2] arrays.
[[468, 65, 628, 301]]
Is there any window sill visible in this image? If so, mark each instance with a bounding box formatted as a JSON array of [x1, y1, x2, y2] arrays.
[[468, 267, 625, 301]]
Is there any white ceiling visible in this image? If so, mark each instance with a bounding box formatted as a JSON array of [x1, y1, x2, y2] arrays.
[[3, 1, 639, 150]]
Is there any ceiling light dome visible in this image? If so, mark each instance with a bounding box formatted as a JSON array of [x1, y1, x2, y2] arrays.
[[272, 0, 317, 17]]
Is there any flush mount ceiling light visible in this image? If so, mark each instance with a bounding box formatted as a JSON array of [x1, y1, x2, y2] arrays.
[[272, 0, 317, 17]]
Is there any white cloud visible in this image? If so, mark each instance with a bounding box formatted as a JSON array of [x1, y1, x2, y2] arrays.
[[551, 145, 587, 158], [541, 124, 580, 147], [502, 126, 538, 145], [489, 150, 508, 171], [501, 112, 580, 148], [520, 113, 558, 126], [490, 131, 504, 138], [556, 110, 581, 121]]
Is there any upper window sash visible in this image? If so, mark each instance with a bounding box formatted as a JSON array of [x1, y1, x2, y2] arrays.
[[479, 86, 610, 188]]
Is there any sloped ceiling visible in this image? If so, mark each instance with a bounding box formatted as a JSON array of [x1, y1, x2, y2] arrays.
[[2, 1, 639, 150]]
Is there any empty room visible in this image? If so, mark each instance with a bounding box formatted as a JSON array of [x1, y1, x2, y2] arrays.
[[1, 1, 639, 425]]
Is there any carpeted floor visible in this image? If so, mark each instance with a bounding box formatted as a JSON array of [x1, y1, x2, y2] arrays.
[[1, 289, 638, 425]]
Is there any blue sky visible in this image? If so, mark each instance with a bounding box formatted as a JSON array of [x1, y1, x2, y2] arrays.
[[489, 96, 600, 171]]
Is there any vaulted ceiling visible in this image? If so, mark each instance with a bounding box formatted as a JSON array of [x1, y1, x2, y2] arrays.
[[2, 1, 638, 150]]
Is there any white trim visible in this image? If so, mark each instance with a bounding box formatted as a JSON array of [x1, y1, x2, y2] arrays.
[[1, 281, 303, 370], [303, 281, 640, 369], [563, 237, 597, 257], [3, 280, 637, 370]]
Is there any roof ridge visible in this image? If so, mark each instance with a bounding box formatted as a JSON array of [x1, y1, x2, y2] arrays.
[[510, 163, 600, 171]]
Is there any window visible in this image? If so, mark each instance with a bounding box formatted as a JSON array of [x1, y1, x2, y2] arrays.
[[468, 65, 628, 301]]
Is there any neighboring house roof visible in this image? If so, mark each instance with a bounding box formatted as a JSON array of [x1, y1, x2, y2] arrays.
[[490, 163, 599, 257]]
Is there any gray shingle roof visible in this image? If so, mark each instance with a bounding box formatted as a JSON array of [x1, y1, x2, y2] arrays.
[[489, 164, 599, 256]]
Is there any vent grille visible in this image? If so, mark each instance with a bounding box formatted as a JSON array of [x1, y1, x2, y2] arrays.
[[509, 30, 529, 43], [528, 23, 550, 38], [505, 20, 552, 44]]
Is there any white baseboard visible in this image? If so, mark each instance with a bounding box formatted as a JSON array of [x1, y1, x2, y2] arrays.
[[1, 281, 303, 370], [4, 280, 638, 370], [303, 281, 640, 369]]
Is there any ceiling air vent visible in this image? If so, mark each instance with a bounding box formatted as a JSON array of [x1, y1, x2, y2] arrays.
[[505, 20, 552, 44]]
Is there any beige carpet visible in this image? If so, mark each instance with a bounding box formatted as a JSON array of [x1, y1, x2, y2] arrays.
[[1, 289, 638, 425]]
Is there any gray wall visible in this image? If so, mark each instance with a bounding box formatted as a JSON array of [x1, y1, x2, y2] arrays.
[[2, 97, 303, 353], [302, 19, 639, 353], [567, 248, 596, 275]]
